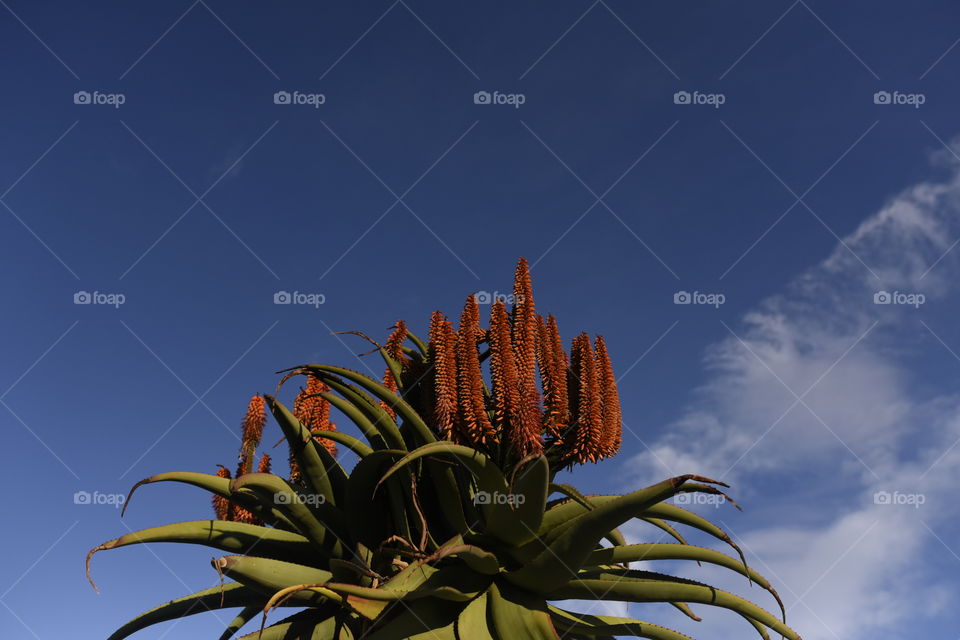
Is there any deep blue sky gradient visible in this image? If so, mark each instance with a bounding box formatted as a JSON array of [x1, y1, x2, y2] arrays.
[[3, 2, 960, 638]]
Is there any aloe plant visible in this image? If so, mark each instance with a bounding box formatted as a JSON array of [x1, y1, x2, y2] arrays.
[[88, 259, 802, 639]]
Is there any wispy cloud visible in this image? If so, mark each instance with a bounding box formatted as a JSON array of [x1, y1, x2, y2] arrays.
[[626, 145, 960, 637]]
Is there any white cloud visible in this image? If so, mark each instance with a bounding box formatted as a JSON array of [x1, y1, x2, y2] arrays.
[[624, 149, 960, 637]]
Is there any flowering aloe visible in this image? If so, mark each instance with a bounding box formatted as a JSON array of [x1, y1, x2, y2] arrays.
[[88, 258, 802, 639]]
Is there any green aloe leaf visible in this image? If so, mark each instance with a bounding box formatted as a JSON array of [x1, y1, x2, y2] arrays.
[[552, 572, 799, 639], [214, 555, 333, 607], [487, 582, 559, 640], [547, 606, 696, 640], [229, 473, 346, 555], [219, 604, 263, 640], [105, 582, 261, 640], [87, 520, 318, 590], [266, 396, 343, 506]]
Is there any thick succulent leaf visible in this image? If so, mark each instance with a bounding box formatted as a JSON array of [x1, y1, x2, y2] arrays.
[[487, 582, 559, 640], [739, 614, 772, 640], [584, 544, 783, 617], [455, 592, 496, 640], [405, 329, 430, 356], [420, 458, 478, 538], [236, 609, 353, 640], [321, 377, 401, 450], [539, 495, 744, 571], [87, 520, 317, 590], [377, 442, 529, 546], [344, 449, 410, 548], [546, 484, 626, 546], [638, 517, 689, 546], [552, 572, 800, 639], [219, 605, 263, 640], [105, 582, 260, 640], [229, 473, 347, 555], [507, 455, 550, 543], [266, 396, 343, 506], [311, 427, 374, 458], [214, 555, 334, 606], [122, 471, 294, 529], [364, 597, 462, 640], [303, 364, 436, 447], [547, 606, 696, 640], [379, 347, 405, 391], [434, 540, 500, 575], [507, 476, 715, 591]]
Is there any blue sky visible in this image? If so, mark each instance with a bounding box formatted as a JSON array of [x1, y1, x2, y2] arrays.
[[3, 1, 960, 638]]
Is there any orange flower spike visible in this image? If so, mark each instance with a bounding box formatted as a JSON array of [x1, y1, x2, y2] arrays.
[[566, 333, 604, 464], [257, 453, 272, 473], [455, 295, 496, 445], [547, 315, 569, 432], [212, 465, 233, 521], [594, 335, 622, 459], [511, 258, 542, 445], [536, 314, 568, 439], [294, 379, 337, 456], [429, 311, 458, 440], [380, 320, 410, 418], [384, 320, 409, 362], [305, 378, 333, 431], [237, 395, 267, 476], [241, 395, 267, 444], [489, 299, 539, 456]]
